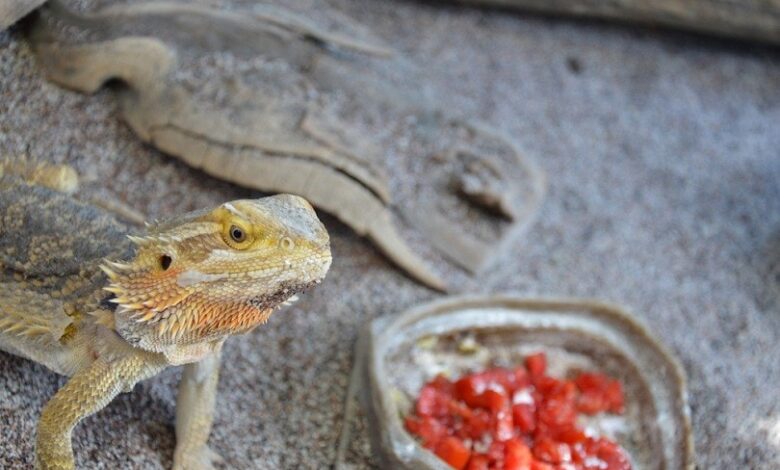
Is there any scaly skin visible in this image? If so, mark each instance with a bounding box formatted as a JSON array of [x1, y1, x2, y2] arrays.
[[0, 168, 332, 469]]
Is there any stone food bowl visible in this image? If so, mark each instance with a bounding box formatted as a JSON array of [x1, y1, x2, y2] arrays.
[[359, 296, 694, 469]]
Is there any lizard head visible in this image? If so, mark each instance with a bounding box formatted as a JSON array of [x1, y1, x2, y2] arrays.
[[102, 194, 331, 356]]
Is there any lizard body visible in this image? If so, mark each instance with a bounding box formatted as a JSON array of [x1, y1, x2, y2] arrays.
[[0, 171, 331, 469]]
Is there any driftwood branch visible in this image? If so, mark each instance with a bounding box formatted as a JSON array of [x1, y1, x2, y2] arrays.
[[0, 0, 46, 30], [447, 0, 780, 44]]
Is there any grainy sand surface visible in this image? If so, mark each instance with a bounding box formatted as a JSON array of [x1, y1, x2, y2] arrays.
[[1, 1, 779, 468]]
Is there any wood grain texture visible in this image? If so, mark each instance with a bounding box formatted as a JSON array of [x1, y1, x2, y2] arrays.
[[448, 0, 780, 44]]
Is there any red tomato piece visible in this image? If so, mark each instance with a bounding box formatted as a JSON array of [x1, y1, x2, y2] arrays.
[[464, 409, 492, 440], [529, 461, 555, 470], [577, 389, 606, 415], [570, 442, 588, 465], [504, 438, 533, 470], [574, 372, 626, 416], [512, 403, 536, 434], [405, 415, 447, 449], [604, 380, 625, 414], [574, 372, 608, 391], [494, 408, 515, 442], [534, 376, 560, 396], [537, 397, 576, 430], [483, 367, 518, 392], [532, 437, 572, 464], [435, 436, 472, 470], [465, 454, 490, 470], [525, 353, 547, 379], [448, 398, 474, 420], [532, 437, 559, 463], [417, 384, 453, 417], [482, 388, 510, 412], [593, 438, 632, 470], [514, 367, 531, 389], [430, 374, 455, 393], [486, 439, 506, 464], [455, 374, 490, 408], [554, 426, 588, 445]]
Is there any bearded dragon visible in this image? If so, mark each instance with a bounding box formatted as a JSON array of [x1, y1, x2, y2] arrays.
[[0, 166, 332, 469]]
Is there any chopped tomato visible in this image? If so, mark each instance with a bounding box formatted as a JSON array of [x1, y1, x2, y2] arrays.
[[530, 461, 555, 470], [486, 439, 506, 464], [455, 374, 489, 408], [573, 372, 626, 416], [577, 389, 606, 415], [466, 454, 490, 470], [430, 374, 455, 393], [405, 352, 631, 470], [525, 352, 547, 378], [537, 385, 577, 430], [604, 380, 625, 414], [464, 409, 491, 439], [482, 388, 510, 413], [512, 403, 536, 434], [417, 384, 452, 417], [532, 436, 570, 464], [435, 436, 471, 470], [591, 438, 632, 470], [554, 426, 588, 445], [494, 408, 514, 442], [404, 415, 446, 449], [504, 438, 533, 470]]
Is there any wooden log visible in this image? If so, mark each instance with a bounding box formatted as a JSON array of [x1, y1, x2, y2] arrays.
[[1, 0, 46, 31], [447, 0, 780, 44]]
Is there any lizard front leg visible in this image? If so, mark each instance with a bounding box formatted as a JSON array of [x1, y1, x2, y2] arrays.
[[36, 353, 163, 470], [173, 348, 224, 470]]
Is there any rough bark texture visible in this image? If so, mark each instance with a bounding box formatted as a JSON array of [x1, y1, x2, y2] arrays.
[[448, 0, 780, 44], [1, 0, 779, 469], [26, 0, 547, 291], [0, 0, 46, 30]]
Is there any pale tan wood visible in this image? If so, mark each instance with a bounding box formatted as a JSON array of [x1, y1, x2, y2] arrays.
[[0, 0, 46, 30], [450, 0, 780, 44]]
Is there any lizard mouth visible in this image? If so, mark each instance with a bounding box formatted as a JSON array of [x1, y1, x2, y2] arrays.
[[246, 279, 321, 312]]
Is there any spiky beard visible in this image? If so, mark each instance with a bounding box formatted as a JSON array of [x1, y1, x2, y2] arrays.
[[101, 259, 306, 350]]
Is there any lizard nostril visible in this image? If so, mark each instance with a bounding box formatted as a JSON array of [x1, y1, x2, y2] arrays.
[[280, 237, 295, 250]]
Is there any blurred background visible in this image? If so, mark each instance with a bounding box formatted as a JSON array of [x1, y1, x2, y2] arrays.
[[1, 0, 778, 468]]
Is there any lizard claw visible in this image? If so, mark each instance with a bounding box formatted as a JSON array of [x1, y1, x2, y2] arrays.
[[173, 445, 224, 470]]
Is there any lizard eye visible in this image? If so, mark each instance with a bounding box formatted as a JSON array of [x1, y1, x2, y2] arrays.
[[230, 225, 246, 242], [160, 255, 172, 270], [223, 221, 253, 249]]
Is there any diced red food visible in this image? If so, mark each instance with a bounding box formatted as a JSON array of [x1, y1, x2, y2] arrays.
[[574, 372, 625, 415], [416, 384, 449, 417], [532, 436, 572, 464], [554, 426, 588, 445], [404, 415, 447, 449], [467, 454, 491, 470], [486, 439, 506, 465], [504, 438, 533, 470], [483, 388, 510, 412], [512, 402, 536, 434], [577, 389, 606, 415], [494, 408, 514, 442], [463, 409, 491, 439], [525, 353, 547, 378], [435, 436, 471, 470], [604, 380, 625, 414], [430, 374, 455, 393], [404, 352, 631, 470], [529, 461, 554, 470], [587, 437, 632, 470]]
